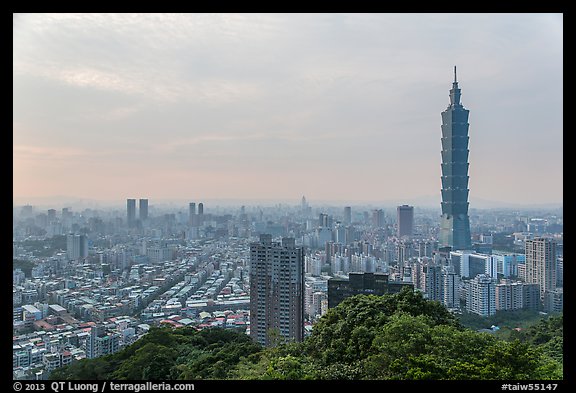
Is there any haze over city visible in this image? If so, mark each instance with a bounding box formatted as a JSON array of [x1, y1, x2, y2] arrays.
[[13, 13, 563, 208]]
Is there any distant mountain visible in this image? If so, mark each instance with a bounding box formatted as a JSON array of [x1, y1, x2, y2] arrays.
[[12, 195, 118, 209]]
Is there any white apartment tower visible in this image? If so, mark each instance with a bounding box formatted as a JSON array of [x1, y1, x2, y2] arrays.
[[525, 237, 557, 306], [465, 274, 496, 316]]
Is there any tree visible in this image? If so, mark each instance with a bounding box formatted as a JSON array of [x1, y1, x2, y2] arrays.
[[304, 288, 459, 366], [112, 343, 176, 380]]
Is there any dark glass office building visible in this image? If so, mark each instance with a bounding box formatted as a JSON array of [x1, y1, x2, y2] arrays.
[[126, 198, 136, 227], [439, 67, 472, 250], [139, 198, 148, 221], [327, 272, 413, 309]]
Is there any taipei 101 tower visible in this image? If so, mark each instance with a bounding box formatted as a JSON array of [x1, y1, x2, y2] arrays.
[[439, 66, 472, 250]]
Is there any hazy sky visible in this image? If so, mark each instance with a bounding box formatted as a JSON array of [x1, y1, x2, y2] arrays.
[[13, 13, 563, 207]]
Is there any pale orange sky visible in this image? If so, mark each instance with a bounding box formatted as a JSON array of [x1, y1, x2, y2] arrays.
[[13, 13, 563, 207]]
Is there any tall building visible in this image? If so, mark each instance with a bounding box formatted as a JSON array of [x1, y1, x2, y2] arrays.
[[47, 209, 56, 222], [397, 205, 414, 238], [197, 202, 204, 226], [371, 209, 385, 228], [544, 288, 563, 313], [522, 283, 540, 311], [465, 274, 496, 316], [301, 196, 308, 212], [189, 202, 197, 226], [139, 199, 148, 221], [250, 235, 304, 346], [66, 233, 88, 260], [301, 196, 311, 217], [525, 237, 557, 307], [126, 199, 136, 227], [318, 213, 330, 228], [421, 263, 443, 302], [495, 281, 524, 311], [397, 240, 414, 273], [86, 325, 120, 359], [442, 266, 460, 309], [439, 67, 472, 250], [343, 206, 352, 225]]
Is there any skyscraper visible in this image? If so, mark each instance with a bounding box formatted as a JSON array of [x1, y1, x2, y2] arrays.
[[189, 202, 196, 225], [126, 199, 136, 227], [197, 202, 204, 226], [139, 199, 148, 221], [525, 237, 557, 307], [397, 205, 414, 238], [250, 234, 304, 346], [439, 67, 472, 250], [343, 206, 352, 225]]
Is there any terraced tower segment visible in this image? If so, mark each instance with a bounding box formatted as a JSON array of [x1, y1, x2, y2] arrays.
[[439, 66, 472, 250]]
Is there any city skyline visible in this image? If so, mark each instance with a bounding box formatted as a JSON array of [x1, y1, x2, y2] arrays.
[[14, 13, 563, 206]]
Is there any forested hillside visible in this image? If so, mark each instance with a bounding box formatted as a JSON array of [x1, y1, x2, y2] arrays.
[[50, 288, 562, 380]]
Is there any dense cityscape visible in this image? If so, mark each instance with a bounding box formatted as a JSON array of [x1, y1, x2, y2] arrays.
[[12, 196, 563, 379], [13, 14, 562, 382]]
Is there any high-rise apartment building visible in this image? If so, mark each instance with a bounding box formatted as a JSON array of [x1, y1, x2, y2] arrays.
[[66, 233, 88, 260], [421, 263, 443, 302], [371, 209, 385, 228], [397, 205, 414, 238], [139, 199, 148, 221], [465, 274, 496, 316], [522, 283, 540, 311], [544, 288, 563, 313], [86, 325, 120, 359], [442, 266, 460, 309], [126, 199, 136, 227], [397, 240, 414, 273], [495, 281, 524, 311], [439, 67, 472, 250], [47, 209, 56, 222], [318, 213, 330, 228], [525, 237, 557, 307], [250, 234, 304, 346]]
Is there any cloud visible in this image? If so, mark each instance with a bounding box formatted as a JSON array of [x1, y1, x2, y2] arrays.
[[12, 13, 563, 204], [13, 144, 89, 161]]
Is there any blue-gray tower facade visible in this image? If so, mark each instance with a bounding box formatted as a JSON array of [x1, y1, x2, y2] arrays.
[[439, 67, 472, 250]]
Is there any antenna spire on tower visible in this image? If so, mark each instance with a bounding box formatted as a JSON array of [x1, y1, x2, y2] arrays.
[[454, 65, 457, 83]]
